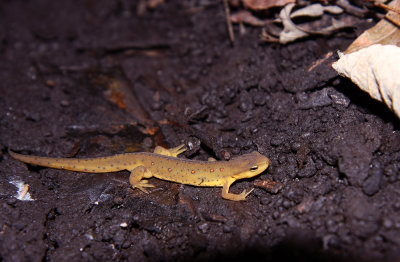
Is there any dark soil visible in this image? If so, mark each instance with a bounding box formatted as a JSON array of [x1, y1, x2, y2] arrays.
[[1, 1, 400, 261]]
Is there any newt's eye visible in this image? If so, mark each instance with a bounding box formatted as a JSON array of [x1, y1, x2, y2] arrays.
[[250, 166, 258, 171]]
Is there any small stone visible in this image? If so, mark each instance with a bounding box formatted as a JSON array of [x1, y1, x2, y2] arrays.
[[46, 79, 56, 87], [383, 218, 393, 229], [272, 211, 280, 220], [282, 200, 291, 209], [60, 100, 70, 107], [198, 222, 209, 233]]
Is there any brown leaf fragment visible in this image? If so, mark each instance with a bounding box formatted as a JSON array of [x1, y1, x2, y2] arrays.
[[254, 179, 283, 194], [242, 0, 295, 10], [147, 0, 164, 9], [296, 143, 310, 169], [260, 28, 280, 42], [231, 10, 267, 26], [202, 213, 228, 223], [345, 0, 400, 53], [296, 196, 313, 213], [93, 75, 157, 135]]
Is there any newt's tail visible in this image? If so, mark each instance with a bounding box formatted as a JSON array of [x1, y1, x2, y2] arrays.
[[8, 150, 127, 173]]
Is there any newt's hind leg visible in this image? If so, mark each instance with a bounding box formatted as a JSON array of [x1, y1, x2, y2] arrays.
[[129, 166, 155, 193], [221, 177, 254, 201], [153, 144, 186, 157]]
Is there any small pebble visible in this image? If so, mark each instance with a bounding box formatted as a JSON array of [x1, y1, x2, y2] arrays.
[[60, 100, 70, 107], [198, 222, 209, 233]]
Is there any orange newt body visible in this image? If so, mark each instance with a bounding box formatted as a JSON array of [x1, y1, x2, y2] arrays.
[[9, 145, 270, 201]]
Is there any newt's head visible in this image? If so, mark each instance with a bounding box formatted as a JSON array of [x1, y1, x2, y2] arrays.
[[231, 151, 270, 179]]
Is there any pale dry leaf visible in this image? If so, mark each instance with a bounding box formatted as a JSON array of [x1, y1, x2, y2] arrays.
[[323, 5, 344, 15], [278, 3, 347, 43], [290, 4, 343, 19], [301, 18, 347, 35], [275, 4, 343, 21], [242, 0, 295, 10], [345, 0, 400, 53], [332, 44, 400, 118], [279, 3, 309, 44]]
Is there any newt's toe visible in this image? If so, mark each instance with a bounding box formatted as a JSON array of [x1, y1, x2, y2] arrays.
[[133, 182, 155, 193]]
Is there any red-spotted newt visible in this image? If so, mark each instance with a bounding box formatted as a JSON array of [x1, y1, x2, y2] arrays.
[[9, 145, 270, 201]]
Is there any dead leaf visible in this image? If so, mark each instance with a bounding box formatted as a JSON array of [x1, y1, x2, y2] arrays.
[[332, 44, 400, 118], [276, 3, 347, 44], [231, 10, 267, 26], [279, 3, 309, 44], [274, 4, 343, 21], [242, 0, 295, 10], [93, 75, 157, 135], [254, 179, 283, 194], [147, 0, 164, 9], [345, 0, 400, 53], [289, 4, 343, 19]]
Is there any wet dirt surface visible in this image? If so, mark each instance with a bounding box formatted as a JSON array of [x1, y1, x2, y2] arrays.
[[1, 1, 400, 261]]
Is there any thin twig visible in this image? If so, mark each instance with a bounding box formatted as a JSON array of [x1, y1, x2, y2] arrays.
[[374, 1, 400, 27], [223, 0, 235, 43], [374, 1, 400, 15]]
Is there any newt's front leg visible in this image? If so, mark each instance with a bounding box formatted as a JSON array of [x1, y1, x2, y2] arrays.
[[129, 166, 155, 193], [221, 177, 254, 201], [153, 144, 186, 157]]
